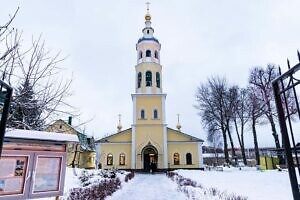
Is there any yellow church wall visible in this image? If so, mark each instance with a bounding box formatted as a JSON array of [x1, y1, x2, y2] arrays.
[[136, 96, 163, 124], [135, 125, 164, 169], [167, 129, 195, 141], [135, 62, 163, 94], [136, 42, 161, 63], [106, 129, 132, 142], [168, 143, 199, 169], [100, 144, 132, 169], [137, 41, 160, 51], [135, 62, 162, 72]]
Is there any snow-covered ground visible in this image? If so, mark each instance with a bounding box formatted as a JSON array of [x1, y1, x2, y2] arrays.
[[176, 167, 293, 200], [36, 167, 293, 200], [36, 167, 129, 200], [106, 173, 187, 200]]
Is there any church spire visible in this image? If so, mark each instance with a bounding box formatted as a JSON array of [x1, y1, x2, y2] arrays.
[[145, 2, 151, 21], [135, 4, 161, 94], [117, 114, 122, 132], [176, 114, 182, 131], [142, 2, 154, 38]]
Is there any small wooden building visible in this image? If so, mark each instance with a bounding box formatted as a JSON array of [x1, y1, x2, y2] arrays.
[[46, 118, 96, 169]]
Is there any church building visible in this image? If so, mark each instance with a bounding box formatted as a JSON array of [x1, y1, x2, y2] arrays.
[[95, 8, 203, 171]]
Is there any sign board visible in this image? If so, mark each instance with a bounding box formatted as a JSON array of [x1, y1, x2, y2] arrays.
[[0, 129, 79, 199]]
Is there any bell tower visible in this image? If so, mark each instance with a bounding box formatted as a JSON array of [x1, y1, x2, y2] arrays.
[[135, 5, 162, 94], [131, 4, 168, 169]]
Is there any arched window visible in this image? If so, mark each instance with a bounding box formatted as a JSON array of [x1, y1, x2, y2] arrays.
[[119, 153, 125, 165], [137, 72, 142, 88], [107, 154, 113, 165], [154, 50, 159, 59], [147, 30, 150, 34], [174, 153, 180, 165], [146, 50, 151, 57], [141, 109, 145, 119], [139, 51, 143, 59], [153, 109, 158, 119], [186, 153, 192, 165], [146, 71, 152, 86], [156, 72, 160, 88]]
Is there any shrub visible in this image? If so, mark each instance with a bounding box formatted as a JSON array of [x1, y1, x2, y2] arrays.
[[67, 169, 136, 200], [225, 194, 248, 200], [68, 178, 121, 200], [166, 171, 177, 179], [78, 170, 94, 186], [208, 187, 219, 196], [125, 171, 135, 182]]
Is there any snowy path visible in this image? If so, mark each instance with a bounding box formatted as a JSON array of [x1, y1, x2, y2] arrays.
[[106, 173, 187, 200]]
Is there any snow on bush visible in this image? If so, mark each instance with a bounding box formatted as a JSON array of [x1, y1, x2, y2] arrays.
[[166, 171, 248, 200], [64, 169, 134, 200], [78, 169, 117, 187], [124, 171, 135, 182], [68, 178, 121, 200]]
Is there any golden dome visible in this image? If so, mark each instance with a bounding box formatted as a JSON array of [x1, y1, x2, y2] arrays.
[[145, 13, 151, 21], [176, 124, 182, 131], [117, 124, 122, 132]]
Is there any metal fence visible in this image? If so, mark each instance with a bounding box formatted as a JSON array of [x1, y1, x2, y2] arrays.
[[272, 51, 300, 200]]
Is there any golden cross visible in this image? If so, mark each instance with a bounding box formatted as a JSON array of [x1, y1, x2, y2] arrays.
[[118, 114, 121, 123], [146, 2, 150, 12]]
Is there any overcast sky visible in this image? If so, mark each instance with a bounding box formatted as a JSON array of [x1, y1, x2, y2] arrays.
[[2, 0, 300, 147]]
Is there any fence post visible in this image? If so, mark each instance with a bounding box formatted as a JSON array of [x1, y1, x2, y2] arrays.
[[273, 81, 300, 199]]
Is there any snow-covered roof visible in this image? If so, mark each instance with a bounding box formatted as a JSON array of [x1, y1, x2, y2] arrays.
[[5, 129, 79, 143]]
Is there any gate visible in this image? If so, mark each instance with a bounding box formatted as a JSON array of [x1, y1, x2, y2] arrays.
[[272, 51, 300, 200]]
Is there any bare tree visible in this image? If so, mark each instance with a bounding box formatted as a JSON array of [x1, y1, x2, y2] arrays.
[[195, 76, 230, 164], [5, 35, 73, 130], [232, 87, 249, 165], [1, 8, 75, 131], [0, 8, 19, 58], [224, 86, 238, 165], [247, 86, 264, 165], [249, 65, 281, 150], [0, 8, 20, 83]]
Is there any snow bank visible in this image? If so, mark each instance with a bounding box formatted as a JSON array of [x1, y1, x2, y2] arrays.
[[176, 167, 292, 200], [167, 171, 247, 200]]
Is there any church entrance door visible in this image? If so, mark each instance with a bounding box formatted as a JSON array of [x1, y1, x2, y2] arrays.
[[142, 145, 158, 172]]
